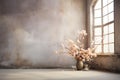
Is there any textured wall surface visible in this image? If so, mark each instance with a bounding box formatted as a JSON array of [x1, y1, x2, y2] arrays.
[[0, 0, 87, 68], [114, 0, 120, 54], [91, 55, 120, 72]]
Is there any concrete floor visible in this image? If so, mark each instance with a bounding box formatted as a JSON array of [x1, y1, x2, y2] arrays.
[[0, 69, 119, 80]]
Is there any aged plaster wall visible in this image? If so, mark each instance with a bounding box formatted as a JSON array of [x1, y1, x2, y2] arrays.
[[91, 55, 120, 72], [114, 0, 120, 54], [87, 0, 120, 72], [0, 0, 87, 68]]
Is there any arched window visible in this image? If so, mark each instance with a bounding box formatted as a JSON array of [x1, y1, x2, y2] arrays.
[[93, 0, 114, 54]]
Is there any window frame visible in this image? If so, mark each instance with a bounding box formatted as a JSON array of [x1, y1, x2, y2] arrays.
[[92, 0, 114, 54]]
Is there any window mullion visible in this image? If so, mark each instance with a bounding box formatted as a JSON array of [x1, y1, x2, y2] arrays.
[[101, 0, 104, 54], [93, 0, 114, 54]]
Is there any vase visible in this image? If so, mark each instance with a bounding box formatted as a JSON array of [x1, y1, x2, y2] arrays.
[[83, 64, 89, 71], [76, 60, 84, 70]]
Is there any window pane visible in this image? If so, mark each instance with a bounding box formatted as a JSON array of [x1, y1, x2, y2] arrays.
[[108, 2, 114, 13], [94, 9, 101, 17], [94, 18, 101, 26], [108, 0, 113, 4], [94, 0, 101, 9], [103, 15, 108, 24], [95, 36, 102, 44], [109, 23, 114, 33], [109, 43, 114, 53], [103, 6, 108, 16], [104, 44, 109, 53], [95, 45, 102, 53], [103, 35, 108, 43], [95, 27, 102, 36], [104, 25, 108, 35], [108, 12, 114, 22], [109, 33, 114, 43], [103, 0, 108, 7], [93, 0, 114, 54]]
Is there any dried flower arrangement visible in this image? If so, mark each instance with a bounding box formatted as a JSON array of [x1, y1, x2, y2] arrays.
[[56, 30, 97, 70]]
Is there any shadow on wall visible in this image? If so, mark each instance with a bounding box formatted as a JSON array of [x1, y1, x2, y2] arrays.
[[90, 55, 120, 73], [0, 0, 43, 15]]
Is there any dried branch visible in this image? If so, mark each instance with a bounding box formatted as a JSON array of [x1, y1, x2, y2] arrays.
[[56, 30, 97, 62]]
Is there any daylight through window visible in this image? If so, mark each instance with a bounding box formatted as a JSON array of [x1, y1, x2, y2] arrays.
[[93, 0, 114, 54]]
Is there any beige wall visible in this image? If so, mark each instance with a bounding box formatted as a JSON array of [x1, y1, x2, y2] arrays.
[[114, 0, 120, 54], [0, 0, 87, 68]]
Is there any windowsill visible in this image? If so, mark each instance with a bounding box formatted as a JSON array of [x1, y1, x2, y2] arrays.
[[97, 54, 120, 57]]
